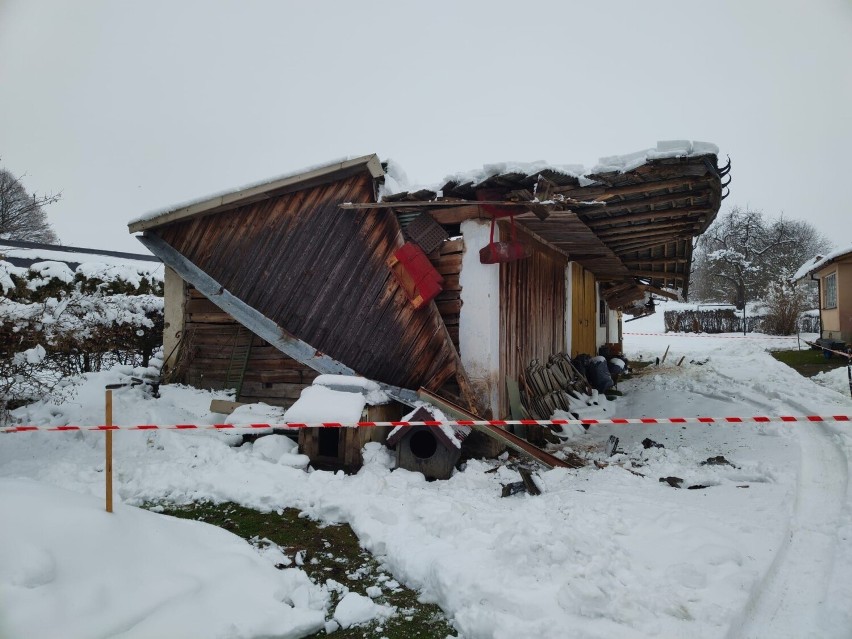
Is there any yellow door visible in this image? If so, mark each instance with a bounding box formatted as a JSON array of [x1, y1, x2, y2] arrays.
[[571, 265, 597, 356]]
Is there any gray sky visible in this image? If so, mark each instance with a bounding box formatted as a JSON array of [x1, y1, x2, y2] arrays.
[[1, 0, 850, 253]]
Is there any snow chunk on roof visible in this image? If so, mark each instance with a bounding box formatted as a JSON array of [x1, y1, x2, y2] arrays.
[[441, 160, 586, 190], [380, 140, 719, 198], [592, 140, 719, 174], [793, 244, 852, 281]]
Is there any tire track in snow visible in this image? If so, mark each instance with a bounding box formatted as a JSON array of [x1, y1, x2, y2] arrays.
[[728, 420, 848, 639], [686, 359, 849, 637]]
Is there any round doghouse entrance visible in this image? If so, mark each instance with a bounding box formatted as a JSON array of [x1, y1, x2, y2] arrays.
[[409, 429, 438, 459]]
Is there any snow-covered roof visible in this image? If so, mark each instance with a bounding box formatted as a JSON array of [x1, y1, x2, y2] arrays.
[[381, 140, 720, 198], [792, 244, 852, 281]]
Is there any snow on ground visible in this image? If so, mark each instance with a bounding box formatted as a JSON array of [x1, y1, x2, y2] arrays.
[[1, 306, 851, 638], [0, 478, 326, 639]]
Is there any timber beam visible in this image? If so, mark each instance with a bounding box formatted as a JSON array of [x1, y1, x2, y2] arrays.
[[137, 233, 421, 407]]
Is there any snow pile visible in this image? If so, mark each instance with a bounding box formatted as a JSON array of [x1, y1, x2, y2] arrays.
[[0, 478, 326, 639], [333, 591, 394, 629], [812, 366, 852, 398]]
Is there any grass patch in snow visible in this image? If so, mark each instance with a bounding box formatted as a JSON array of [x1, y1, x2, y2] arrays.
[[770, 348, 848, 378], [153, 501, 457, 639]]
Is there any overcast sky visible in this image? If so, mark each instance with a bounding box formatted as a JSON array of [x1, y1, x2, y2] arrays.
[[1, 0, 850, 253]]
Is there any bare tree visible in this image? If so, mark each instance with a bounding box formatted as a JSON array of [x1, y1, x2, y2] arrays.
[[691, 207, 830, 308], [0, 166, 60, 243]]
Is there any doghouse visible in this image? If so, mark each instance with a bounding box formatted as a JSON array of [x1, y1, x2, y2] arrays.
[[385, 409, 467, 480]]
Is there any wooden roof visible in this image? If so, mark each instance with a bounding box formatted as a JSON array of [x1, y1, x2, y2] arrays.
[[134, 158, 485, 414], [379, 153, 730, 309], [128, 155, 384, 233]]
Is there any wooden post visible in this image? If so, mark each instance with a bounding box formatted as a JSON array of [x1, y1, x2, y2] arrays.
[[105, 390, 113, 513]]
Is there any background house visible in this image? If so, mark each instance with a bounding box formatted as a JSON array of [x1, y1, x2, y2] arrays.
[[795, 245, 852, 346], [128, 143, 727, 420]]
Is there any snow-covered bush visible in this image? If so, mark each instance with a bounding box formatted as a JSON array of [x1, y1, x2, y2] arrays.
[[0, 259, 163, 419], [761, 276, 809, 336]]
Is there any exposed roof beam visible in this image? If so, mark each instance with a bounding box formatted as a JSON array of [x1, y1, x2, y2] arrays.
[[554, 176, 709, 200], [584, 206, 713, 228], [581, 189, 714, 217], [596, 221, 701, 240], [611, 238, 686, 253], [622, 257, 688, 266]]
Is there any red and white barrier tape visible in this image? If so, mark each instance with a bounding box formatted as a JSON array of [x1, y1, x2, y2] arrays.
[[624, 332, 798, 339], [803, 340, 852, 360], [2, 415, 851, 433]]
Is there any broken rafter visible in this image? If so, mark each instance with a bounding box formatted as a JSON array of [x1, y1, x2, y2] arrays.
[[629, 269, 684, 280], [638, 284, 680, 301]]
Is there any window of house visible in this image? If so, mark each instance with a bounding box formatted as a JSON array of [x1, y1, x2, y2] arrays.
[[599, 299, 607, 327], [824, 272, 837, 309]]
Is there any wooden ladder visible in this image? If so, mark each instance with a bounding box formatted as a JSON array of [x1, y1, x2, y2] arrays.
[[225, 325, 253, 399]]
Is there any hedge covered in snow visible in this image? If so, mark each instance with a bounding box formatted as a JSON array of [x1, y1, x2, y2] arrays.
[[0, 259, 164, 415]]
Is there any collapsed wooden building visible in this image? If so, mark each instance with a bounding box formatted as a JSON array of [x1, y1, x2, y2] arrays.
[[128, 142, 729, 431]]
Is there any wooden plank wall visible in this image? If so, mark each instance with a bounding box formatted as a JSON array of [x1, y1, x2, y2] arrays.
[[182, 286, 317, 407], [498, 248, 567, 417], [157, 171, 459, 393], [429, 238, 464, 350]]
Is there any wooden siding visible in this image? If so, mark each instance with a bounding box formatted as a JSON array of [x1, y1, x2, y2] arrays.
[[499, 247, 568, 417], [571, 264, 597, 356], [429, 238, 464, 349], [156, 171, 459, 393], [180, 287, 317, 407]]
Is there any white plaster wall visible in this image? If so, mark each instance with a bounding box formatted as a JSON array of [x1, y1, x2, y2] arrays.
[[596, 282, 608, 348], [458, 220, 501, 416], [608, 308, 620, 343]]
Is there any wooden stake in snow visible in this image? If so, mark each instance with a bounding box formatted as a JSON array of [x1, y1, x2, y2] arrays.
[[105, 390, 113, 513], [660, 345, 671, 364]]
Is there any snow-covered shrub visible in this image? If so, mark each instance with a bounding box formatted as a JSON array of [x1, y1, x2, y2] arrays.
[[761, 277, 808, 336], [0, 260, 164, 420]]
